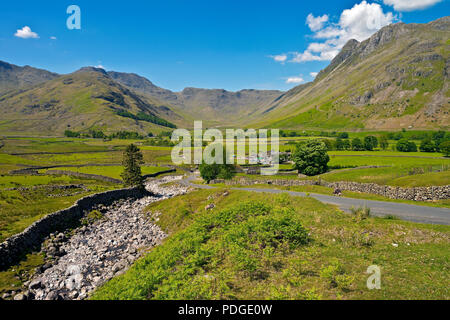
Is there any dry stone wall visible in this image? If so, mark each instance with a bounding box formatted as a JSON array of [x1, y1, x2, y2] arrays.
[[0, 186, 149, 270], [210, 178, 449, 201]]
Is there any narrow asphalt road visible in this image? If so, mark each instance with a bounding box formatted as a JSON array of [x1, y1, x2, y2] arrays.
[[180, 176, 450, 226]]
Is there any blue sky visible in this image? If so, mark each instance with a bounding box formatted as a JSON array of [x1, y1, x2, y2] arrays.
[[0, 0, 448, 91]]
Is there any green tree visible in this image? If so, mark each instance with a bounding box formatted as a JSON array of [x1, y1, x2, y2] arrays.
[[335, 138, 345, 151], [121, 144, 145, 187], [396, 139, 417, 152], [420, 139, 436, 153], [364, 136, 378, 151], [323, 139, 334, 151], [351, 138, 365, 151], [293, 140, 330, 176], [199, 146, 235, 184], [439, 141, 450, 157], [199, 163, 220, 184], [338, 132, 349, 139], [379, 136, 389, 150]]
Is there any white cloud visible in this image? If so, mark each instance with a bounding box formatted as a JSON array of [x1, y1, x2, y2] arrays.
[[286, 76, 305, 84], [50, 36, 57, 40], [383, 0, 442, 12], [271, 1, 396, 64], [270, 54, 288, 63], [14, 26, 39, 39], [306, 14, 329, 32], [310, 72, 319, 78]]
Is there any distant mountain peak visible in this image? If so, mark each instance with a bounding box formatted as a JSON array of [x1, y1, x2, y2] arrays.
[[76, 66, 108, 75]]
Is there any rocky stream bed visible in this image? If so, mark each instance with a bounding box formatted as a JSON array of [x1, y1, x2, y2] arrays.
[[4, 176, 190, 301]]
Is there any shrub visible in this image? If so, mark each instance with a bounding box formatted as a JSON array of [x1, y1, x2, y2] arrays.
[[64, 130, 80, 138], [350, 207, 371, 221], [81, 210, 104, 225]]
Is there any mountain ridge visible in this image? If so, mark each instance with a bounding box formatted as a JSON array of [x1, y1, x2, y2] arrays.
[[253, 16, 450, 130]]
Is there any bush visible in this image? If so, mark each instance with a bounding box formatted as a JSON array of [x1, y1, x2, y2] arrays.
[[350, 207, 371, 222], [396, 139, 417, 152], [293, 140, 330, 176], [64, 130, 80, 138]]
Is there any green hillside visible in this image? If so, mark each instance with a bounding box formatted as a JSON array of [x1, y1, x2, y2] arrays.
[[0, 67, 182, 136], [251, 17, 450, 131]]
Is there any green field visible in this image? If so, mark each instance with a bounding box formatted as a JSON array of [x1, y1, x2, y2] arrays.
[[92, 189, 450, 300], [0, 176, 117, 242]]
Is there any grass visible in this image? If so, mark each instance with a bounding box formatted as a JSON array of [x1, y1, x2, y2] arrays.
[[91, 189, 450, 300], [0, 177, 117, 242], [389, 171, 450, 187], [0, 253, 44, 294], [321, 166, 449, 186]]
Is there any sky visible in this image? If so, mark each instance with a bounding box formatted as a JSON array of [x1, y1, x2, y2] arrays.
[[0, 0, 448, 92]]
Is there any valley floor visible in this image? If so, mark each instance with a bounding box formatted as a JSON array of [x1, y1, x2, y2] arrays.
[[0, 136, 449, 300]]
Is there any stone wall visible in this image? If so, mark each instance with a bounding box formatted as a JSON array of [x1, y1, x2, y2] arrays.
[[46, 170, 122, 184], [0, 186, 150, 270], [45, 168, 176, 184], [210, 178, 449, 201]]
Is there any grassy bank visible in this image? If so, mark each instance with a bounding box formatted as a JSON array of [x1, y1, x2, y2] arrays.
[[92, 189, 450, 300]]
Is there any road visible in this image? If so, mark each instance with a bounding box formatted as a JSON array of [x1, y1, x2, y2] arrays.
[[180, 176, 450, 225]]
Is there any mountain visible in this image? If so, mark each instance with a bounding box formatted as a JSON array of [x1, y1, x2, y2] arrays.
[[108, 71, 282, 126], [0, 61, 59, 96], [0, 16, 448, 135], [253, 17, 450, 130], [0, 67, 182, 136]]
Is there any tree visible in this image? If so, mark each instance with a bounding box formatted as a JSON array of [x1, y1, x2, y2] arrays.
[[364, 136, 378, 151], [439, 141, 450, 157], [420, 139, 436, 153], [338, 132, 349, 139], [351, 138, 365, 151], [199, 163, 220, 184], [121, 144, 145, 188], [396, 139, 417, 152], [323, 139, 334, 151], [379, 136, 389, 150], [64, 130, 80, 138], [335, 138, 345, 151], [293, 140, 330, 176], [342, 139, 351, 151], [199, 146, 235, 184], [433, 131, 449, 152]]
